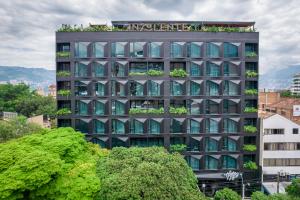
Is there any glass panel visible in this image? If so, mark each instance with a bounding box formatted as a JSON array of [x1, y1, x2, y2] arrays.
[[149, 120, 160, 134], [91, 138, 106, 148], [224, 42, 238, 58], [223, 100, 238, 114], [224, 81, 238, 95], [224, 119, 238, 133], [94, 101, 105, 115], [189, 42, 201, 58], [149, 42, 161, 57], [130, 120, 144, 134], [112, 62, 126, 77], [75, 62, 88, 77], [129, 62, 147, 74], [148, 138, 163, 146], [206, 100, 219, 114], [223, 137, 237, 151], [94, 120, 105, 134], [171, 42, 184, 58], [111, 81, 125, 97], [205, 156, 218, 170], [206, 119, 219, 133], [190, 62, 201, 77], [171, 81, 183, 96], [171, 119, 183, 133], [205, 138, 218, 152], [222, 156, 237, 169], [190, 81, 201, 96], [188, 157, 200, 170], [75, 119, 88, 133], [75, 42, 88, 58], [112, 100, 125, 115], [206, 62, 220, 77], [206, 81, 219, 96], [75, 81, 88, 96], [148, 62, 164, 71], [223, 62, 238, 77], [130, 81, 144, 96], [76, 101, 88, 115], [131, 138, 148, 147], [95, 83, 105, 96], [148, 81, 160, 96], [111, 42, 125, 57], [188, 100, 201, 115], [188, 119, 200, 134], [206, 43, 220, 58], [130, 42, 144, 57], [93, 62, 105, 77], [93, 42, 105, 58], [112, 120, 125, 134]]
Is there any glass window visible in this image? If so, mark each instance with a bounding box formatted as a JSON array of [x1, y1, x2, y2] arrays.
[[94, 101, 105, 115], [171, 81, 184, 96], [75, 62, 88, 77], [94, 120, 105, 134], [224, 119, 238, 133], [187, 156, 200, 170], [224, 42, 238, 58], [75, 81, 88, 96], [149, 42, 162, 57], [171, 42, 184, 58], [222, 156, 237, 169], [148, 138, 164, 146], [206, 118, 219, 133], [190, 81, 201, 96], [148, 81, 161, 96], [129, 62, 147, 74], [205, 156, 218, 170], [148, 62, 164, 71], [206, 43, 220, 58], [206, 81, 219, 96], [92, 62, 105, 77], [293, 128, 299, 134], [206, 62, 220, 77], [188, 100, 202, 115], [91, 138, 106, 148], [190, 62, 202, 77], [188, 42, 202, 58], [75, 100, 88, 115], [130, 42, 145, 57], [112, 100, 125, 115], [149, 119, 161, 134], [111, 81, 125, 97], [223, 137, 237, 151], [205, 100, 219, 114], [223, 100, 238, 114], [130, 138, 148, 147], [188, 119, 201, 134], [224, 81, 239, 96], [112, 62, 126, 77], [93, 42, 106, 58], [130, 81, 144, 96], [171, 119, 184, 133], [111, 42, 126, 57], [205, 138, 218, 152], [223, 62, 239, 77], [130, 119, 144, 134], [95, 82, 105, 96], [75, 119, 89, 133], [112, 119, 125, 134], [75, 42, 89, 58]]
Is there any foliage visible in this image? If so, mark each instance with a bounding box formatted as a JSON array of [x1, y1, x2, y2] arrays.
[[246, 51, 258, 57], [147, 69, 164, 76], [0, 128, 108, 200], [0, 116, 43, 142], [57, 24, 126, 32], [0, 84, 56, 117], [244, 107, 258, 113], [170, 144, 187, 153], [251, 191, 300, 200], [57, 89, 71, 96], [200, 26, 255, 32], [56, 71, 71, 77], [243, 161, 258, 170], [170, 69, 188, 77], [244, 125, 257, 133], [243, 144, 257, 152], [286, 178, 300, 197], [129, 72, 146, 76], [56, 108, 72, 116], [96, 147, 205, 200], [246, 70, 258, 78], [169, 106, 188, 114], [251, 191, 268, 200], [129, 107, 164, 115], [280, 90, 300, 98], [245, 89, 258, 95], [214, 188, 241, 200], [56, 51, 70, 58]]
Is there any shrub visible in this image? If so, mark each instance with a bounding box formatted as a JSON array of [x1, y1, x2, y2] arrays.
[[147, 69, 164, 76], [251, 191, 268, 200], [170, 69, 188, 77], [244, 107, 258, 113], [286, 178, 300, 197], [57, 89, 71, 96], [170, 144, 187, 153], [246, 70, 258, 78], [245, 51, 257, 57], [243, 144, 257, 152], [56, 51, 70, 58], [244, 125, 257, 133], [56, 108, 72, 115], [129, 107, 164, 115], [245, 89, 258, 95], [243, 161, 258, 170], [57, 71, 71, 77], [214, 188, 241, 200], [169, 106, 188, 114]]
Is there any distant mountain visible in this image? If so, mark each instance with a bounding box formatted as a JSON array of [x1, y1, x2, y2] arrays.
[[0, 66, 55, 91], [260, 65, 300, 90]]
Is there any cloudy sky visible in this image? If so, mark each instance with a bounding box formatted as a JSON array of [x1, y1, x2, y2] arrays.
[[0, 0, 299, 74]]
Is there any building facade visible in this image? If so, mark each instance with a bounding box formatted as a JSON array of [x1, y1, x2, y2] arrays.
[[291, 73, 300, 95], [56, 21, 260, 195]]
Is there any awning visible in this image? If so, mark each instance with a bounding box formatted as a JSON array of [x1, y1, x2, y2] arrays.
[[80, 80, 90, 85], [151, 118, 164, 122], [116, 118, 128, 122], [98, 137, 109, 142], [80, 118, 91, 123], [262, 182, 291, 195], [231, 42, 241, 46], [191, 154, 202, 159], [116, 99, 128, 103], [95, 61, 107, 65], [210, 99, 222, 103], [211, 118, 221, 122], [210, 136, 222, 141], [230, 61, 241, 66], [174, 80, 185, 84], [117, 137, 129, 142], [230, 117, 240, 122], [117, 80, 128, 85], [229, 99, 240, 103], [230, 80, 241, 84], [210, 61, 222, 66], [191, 136, 202, 141], [212, 42, 222, 46], [229, 136, 240, 140], [191, 80, 203, 84], [191, 99, 203, 103], [116, 61, 128, 65], [96, 118, 108, 123], [97, 81, 108, 84], [210, 80, 222, 84], [135, 80, 147, 84], [191, 118, 203, 122], [81, 99, 91, 104], [191, 61, 203, 65], [173, 118, 185, 122], [151, 80, 164, 84], [97, 100, 108, 104], [134, 118, 147, 123]]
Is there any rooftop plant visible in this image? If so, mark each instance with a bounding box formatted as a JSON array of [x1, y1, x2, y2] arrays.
[[243, 144, 257, 152], [245, 89, 258, 95], [244, 107, 258, 113], [129, 107, 164, 115], [243, 161, 258, 170], [147, 69, 164, 76], [169, 106, 188, 115], [245, 51, 257, 57], [56, 51, 70, 58], [244, 125, 257, 133], [170, 69, 188, 78], [56, 108, 71, 116], [246, 70, 258, 78], [57, 89, 71, 96], [56, 71, 71, 77]]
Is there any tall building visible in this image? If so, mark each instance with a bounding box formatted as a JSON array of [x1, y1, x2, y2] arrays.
[[56, 21, 259, 195], [291, 73, 300, 95]]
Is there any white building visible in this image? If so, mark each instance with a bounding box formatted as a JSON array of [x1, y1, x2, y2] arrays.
[[262, 114, 300, 193], [290, 73, 300, 95]]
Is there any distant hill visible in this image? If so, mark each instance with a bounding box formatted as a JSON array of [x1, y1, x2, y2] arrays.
[[0, 66, 55, 91], [260, 65, 300, 90]]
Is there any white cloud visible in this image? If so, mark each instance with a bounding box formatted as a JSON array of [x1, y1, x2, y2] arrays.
[[0, 0, 299, 74]]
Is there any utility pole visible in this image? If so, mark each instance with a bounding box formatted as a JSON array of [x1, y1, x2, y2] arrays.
[[240, 173, 245, 200], [277, 171, 280, 193]]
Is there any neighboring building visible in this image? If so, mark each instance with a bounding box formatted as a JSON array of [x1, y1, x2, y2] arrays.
[[48, 84, 56, 98], [261, 114, 300, 193], [259, 91, 281, 111], [0, 111, 17, 120], [27, 115, 51, 128], [36, 87, 45, 96], [290, 73, 300, 95], [56, 21, 259, 195]]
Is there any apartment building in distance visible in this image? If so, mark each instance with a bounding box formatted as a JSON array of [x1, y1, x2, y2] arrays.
[[56, 21, 259, 195], [291, 73, 300, 95]]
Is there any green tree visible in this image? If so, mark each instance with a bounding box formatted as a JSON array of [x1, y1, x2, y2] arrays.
[[0, 127, 107, 200], [214, 188, 241, 200], [251, 191, 268, 200], [286, 178, 300, 197], [96, 147, 205, 200]]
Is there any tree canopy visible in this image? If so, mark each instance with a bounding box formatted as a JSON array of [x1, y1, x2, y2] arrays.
[[96, 147, 206, 200], [214, 188, 241, 200]]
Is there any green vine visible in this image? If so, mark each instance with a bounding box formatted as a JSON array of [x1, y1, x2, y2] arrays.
[[244, 125, 257, 133], [170, 69, 188, 77], [147, 70, 164, 76], [243, 161, 258, 170], [56, 71, 71, 77], [169, 107, 188, 114], [56, 51, 70, 58], [245, 89, 258, 95], [170, 144, 187, 153], [56, 108, 72, 116], [245, 52, 257, 57], [243, 144, 257, 152], [57, 89, 71, 96], [129, 107, 164, 115], [246, 70, 258, 78], [244, 107, 258, 113]]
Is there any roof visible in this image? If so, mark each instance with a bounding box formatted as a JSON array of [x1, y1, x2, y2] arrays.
[[267, 98, 300, 109], [262, 182, 290, 194]]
